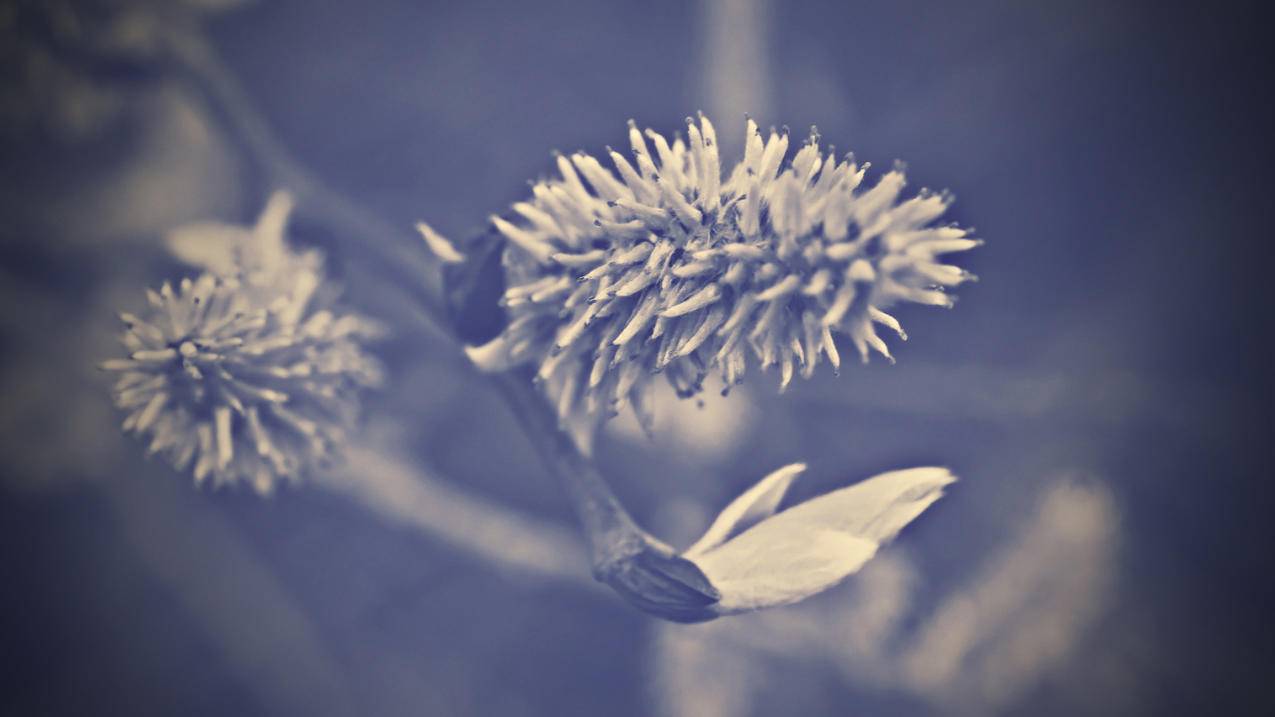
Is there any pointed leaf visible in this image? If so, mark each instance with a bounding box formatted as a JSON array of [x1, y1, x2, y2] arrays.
[[774, 466, 955, 544], [165, 223, 249, 274], [417, 221, 467, 264], [253, 191, 294, 247], [691, 467, 955, 613], [250, 191, 295, 270], [683, 463, 805, 558], [696, 526, 880, 613], [464, 335, 522, 372]]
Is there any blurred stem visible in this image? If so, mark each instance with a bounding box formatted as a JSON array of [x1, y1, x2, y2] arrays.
[[160, 26, 455, 345], [323, 441, 594, 586], [701, 0, 773, 158]]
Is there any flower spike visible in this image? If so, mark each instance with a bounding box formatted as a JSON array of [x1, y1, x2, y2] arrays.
[[105, 194, 384, 494], [461, 117, 979, 430]]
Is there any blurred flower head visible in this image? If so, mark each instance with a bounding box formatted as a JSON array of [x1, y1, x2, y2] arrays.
[[102, 193, 383, 493], [462, 115, 979, 430]]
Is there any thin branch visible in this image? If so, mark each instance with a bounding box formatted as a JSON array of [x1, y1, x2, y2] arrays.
[[323, 442, 595, 587], [157, 26, 718, 619], [491, 372, 650, 569], [160, 27, 455, 344]]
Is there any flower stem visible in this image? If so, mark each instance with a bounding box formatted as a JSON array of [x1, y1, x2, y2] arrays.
[[166, 29, 721, 620], [491, 372, 651, 571], [323, 440, 592, 585], [160, 27, 454, 345]]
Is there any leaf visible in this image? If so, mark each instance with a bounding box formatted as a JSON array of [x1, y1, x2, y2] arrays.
[[683, 463, 805, 559], [696, 527, 880, 613], [165, 222, 249, 275], [464, 335, 522, 372], [416, 221, 466, 264], [163, 191, 295, 275], [771, 466, 956, 544], [249, 191, 295, 269], [689, 467, 955, 614]]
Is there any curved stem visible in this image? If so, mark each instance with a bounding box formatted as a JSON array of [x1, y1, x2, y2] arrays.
[[323, 441, 594, 586], [164, 27, 722, 620], [489, 374, 722, 623], [161, 27, 455, 345], [492, 373, 650, 571]]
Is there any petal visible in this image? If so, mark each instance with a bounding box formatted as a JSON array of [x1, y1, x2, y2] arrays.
[[251, 190, 296, 269], [683, 463, 805, 558], [691, 467, 955, 613], [164, 222, 249, 275], [416, 221, 466, 264], [697, 527, 879, 613], [464, 334, 525, 372]]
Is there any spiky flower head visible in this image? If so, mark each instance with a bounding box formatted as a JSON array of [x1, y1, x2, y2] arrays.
[[460, 115, 979, 432], [102, 194, 383, 494]]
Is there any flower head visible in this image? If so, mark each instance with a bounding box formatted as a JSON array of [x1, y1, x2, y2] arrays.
[[102, 195, 383, 493], [463, 116, 979, 430]]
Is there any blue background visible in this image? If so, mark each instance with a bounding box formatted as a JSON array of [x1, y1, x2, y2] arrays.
[[1, 1, 1269, 714]]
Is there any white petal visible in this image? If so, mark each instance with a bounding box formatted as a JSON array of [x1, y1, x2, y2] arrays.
[[164, 223, 249, 274], [416, 221, 466, 264], [697, 526, 879, 613], [792, 467, 956, 542], [252, 190, 296, 268], [464, 335, 524, 372], [691, 467, 955, 613], [684, 463, 805, 559]]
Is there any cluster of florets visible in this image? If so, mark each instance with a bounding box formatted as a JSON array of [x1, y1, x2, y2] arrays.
[[103, 194, 382, 493], [458, 115, 979, 430]]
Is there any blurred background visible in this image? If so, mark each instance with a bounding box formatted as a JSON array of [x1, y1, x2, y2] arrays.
[[1, 0, 1270, 714]]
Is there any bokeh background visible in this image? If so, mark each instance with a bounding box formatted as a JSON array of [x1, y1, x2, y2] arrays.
[[2, 0, 1270, 715]]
